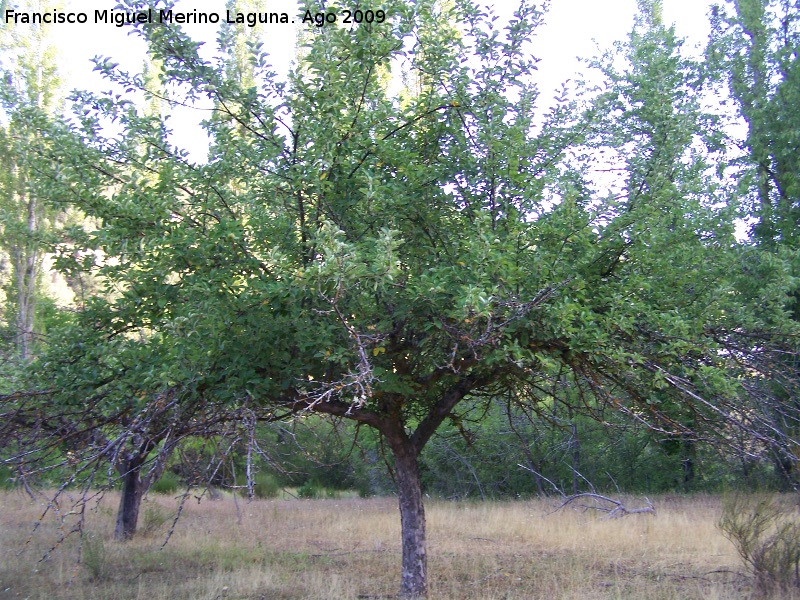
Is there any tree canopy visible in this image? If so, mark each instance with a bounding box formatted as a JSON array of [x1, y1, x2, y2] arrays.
[[1, 0, 799, 597]]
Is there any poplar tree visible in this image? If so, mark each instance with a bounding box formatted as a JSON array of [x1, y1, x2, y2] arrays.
[[0, 0, 63, 361], [709, 0, 800, 250], [709, 0, 800, 484]]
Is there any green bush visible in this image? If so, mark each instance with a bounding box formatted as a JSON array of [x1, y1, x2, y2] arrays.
[[140, 502, 170, 535], [149, 471, 179, 495], [718, 493, 800, 594], [81, 533, 107, 581], [252, 472, 281, 499], [297, 480, 321, 499], [0, 464, 17, 490]]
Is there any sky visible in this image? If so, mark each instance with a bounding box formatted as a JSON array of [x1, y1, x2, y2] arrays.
[[42, 0, 718, 161], [51, 0, 719, 89]]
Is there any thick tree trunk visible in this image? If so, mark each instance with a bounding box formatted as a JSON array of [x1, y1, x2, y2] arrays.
[[388, 434, 427, 599], [114, 452, 148, 541], [310, 379, 489, 598]]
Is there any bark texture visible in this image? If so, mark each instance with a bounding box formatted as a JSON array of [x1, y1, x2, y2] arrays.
[[114, 451, 149, 541], [387, 432, 427, 599], [113, 437, 170, 542], [13, 193, 39, 360]]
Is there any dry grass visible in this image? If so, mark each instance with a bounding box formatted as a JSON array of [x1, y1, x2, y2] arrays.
[[0, 490, 792, 599]]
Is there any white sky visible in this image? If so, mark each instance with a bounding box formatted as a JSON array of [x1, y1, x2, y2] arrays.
[[45, 0, 717, 161]]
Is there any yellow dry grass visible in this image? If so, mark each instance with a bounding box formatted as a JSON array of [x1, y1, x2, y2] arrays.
[[0, 491, 791, 599]]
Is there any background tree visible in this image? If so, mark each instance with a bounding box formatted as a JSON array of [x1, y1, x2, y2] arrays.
[[709, 0, 800, 486], [0, 0, 65, 362], [581, 0, 739, 487], [0, 86, 277, 543], [709, 0, 800, 250]]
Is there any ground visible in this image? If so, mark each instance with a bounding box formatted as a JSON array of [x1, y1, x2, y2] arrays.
[[0, 491, 784, 599]]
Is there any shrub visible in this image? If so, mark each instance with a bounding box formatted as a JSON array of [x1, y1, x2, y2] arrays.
[[81, 533, 107, 581], [252, 472, 281, 499], [718, 493, 800, 594], [141, 502, 170, 535], [150, 471, 179, 495], [0, 464, 16, 490], [297, 480, 321, 499]]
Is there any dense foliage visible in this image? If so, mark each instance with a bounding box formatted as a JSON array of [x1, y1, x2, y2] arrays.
[[1, 0, 799, 596]]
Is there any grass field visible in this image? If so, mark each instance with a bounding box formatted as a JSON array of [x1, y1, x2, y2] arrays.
[[0, 490, 789, 599]]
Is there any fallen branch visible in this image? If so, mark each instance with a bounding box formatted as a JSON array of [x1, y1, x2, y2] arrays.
[[551, 493, 655, 518], [517, 463, 655, 518]]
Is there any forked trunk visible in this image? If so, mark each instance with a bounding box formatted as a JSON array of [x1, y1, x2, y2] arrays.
[[315, 382, 485, 596], [388, 434, 427, 599], [114, 452, 148, 541]]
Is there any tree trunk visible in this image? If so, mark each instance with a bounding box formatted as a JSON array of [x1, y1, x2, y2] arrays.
[[681, 439, 696, 489], [388, 433, 427, 599], [114, 452, 148, 541], [311, 379, 489, 598], [13, 192, 39, 361], [570, 422, 580, 495]]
